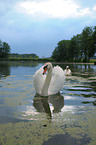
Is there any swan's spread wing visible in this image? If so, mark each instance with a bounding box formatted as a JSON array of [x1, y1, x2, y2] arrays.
[[33, 66, 46, 94], [48, 65, 65, 95]]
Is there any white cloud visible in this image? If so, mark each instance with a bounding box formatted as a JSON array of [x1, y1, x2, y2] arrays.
[[77, 8, 91, 16], [15, 0, 91, 19], [93, 6, 96, 11]]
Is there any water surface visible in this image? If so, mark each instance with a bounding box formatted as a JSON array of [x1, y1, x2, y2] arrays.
[[0, 61, 96, 145]]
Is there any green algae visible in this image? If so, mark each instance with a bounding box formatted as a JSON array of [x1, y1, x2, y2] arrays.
[[0, 109, 96, 145], [0, 121, 65, 145]]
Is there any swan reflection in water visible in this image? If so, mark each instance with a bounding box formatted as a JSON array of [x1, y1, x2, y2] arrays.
[[33, 93, 64, 123]]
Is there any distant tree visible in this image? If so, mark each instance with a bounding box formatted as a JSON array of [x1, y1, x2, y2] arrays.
[[69, 27, 95, 62], [81, 26, 93, 62], [52, 40, 70, 61], [0, 40, 11, 58], [51, 46, 60, 61], [69, 36, 77, 61], [92, 26, 96, 55], [10, 53, 39, 59], [2, 42, 11, 58], [0, 40, 2, 57], [10, 53, 18, 58], [69, 34, 82, 61], [77, 34, 83, 61]]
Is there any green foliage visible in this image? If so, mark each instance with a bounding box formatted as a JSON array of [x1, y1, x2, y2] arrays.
[[52, 26, 96, 62], [52, 40, 70, 62], [10, 53, 39, 59], [81, 26, 93, 62], [0, 40, 11, 58]]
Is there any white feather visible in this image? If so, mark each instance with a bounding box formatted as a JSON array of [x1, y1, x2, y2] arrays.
[[33, 63, 65, 96], [48, 65, 65, 95], [33, 66, 46, 94]]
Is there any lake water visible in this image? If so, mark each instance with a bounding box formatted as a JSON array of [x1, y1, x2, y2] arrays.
[[0, 61, 96, 145]]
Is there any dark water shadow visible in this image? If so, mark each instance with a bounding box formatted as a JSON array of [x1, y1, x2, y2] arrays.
[[33, 93, 64, 123], [43, 134, 91, 145], [0, 105, 29, 124], [0, 61, 11, 78]]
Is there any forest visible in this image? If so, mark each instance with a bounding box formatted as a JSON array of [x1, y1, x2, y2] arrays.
[[52, 26, 96, 62]]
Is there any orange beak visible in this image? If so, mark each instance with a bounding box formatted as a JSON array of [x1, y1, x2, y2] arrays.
[[43, 67, 47, 75]]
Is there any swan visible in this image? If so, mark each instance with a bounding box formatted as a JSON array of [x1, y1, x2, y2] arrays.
[[64, 66, 71, 76], [33, 62, 65, 96]]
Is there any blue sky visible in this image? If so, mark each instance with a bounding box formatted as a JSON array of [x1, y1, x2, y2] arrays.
[[0, 0, 96, 57]]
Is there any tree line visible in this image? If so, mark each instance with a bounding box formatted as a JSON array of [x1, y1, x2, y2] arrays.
[[10, 53, 38, 59], [0, 39, 38, 59], [52, 26, 96, 62]]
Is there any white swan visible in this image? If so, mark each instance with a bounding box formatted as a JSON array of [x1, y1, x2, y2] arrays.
[[64, 66, 71, 76], [33, 62, 65, 96]]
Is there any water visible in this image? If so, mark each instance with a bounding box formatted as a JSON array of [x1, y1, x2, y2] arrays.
[[0, 61, 96, 145]]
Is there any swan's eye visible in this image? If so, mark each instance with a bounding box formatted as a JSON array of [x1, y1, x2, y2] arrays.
[[43, 65, 48, 75], [43, 65, 48, 70]]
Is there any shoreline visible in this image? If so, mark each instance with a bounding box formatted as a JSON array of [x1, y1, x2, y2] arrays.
[[0, 61, 95, 65], [0, 58, 95, 65]]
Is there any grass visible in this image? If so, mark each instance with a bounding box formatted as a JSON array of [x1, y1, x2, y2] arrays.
[[0, 58, 96, 63], [89, 59, 96, 63], [0, 57, 55, 62]]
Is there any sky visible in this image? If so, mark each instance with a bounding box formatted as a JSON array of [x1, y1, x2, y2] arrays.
[[0, 0, 96, 58]]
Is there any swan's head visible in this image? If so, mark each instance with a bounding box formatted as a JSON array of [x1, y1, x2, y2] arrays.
[[66, 66, 69, 69], [43, 62, 52, 75]]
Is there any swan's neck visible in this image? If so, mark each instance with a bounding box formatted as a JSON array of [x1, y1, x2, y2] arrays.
[[41, 68, 52, 96]]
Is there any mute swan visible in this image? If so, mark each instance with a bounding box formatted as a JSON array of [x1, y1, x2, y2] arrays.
[[33, 62, 65, 96], [64, 66, 71, 76]]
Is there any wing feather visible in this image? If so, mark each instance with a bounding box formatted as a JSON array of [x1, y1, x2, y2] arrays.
[[48, 65, 65, 95], [33, 66, 46, 94]]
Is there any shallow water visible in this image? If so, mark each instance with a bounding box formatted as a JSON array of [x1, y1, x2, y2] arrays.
[[0, 61, 96, 145]]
